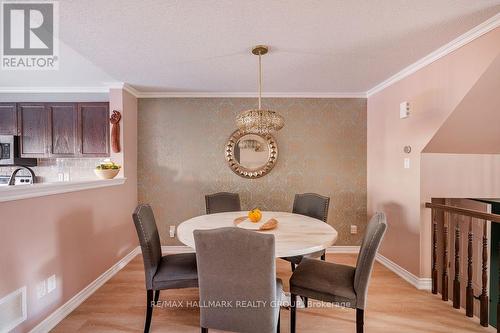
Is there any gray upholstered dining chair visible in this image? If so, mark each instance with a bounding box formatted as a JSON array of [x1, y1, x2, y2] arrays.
[[194, 227, 282, 333], [132, 204, 198, 333], [289, 212, 387, 333], [283, 193, 330, 271], [205, 192, 241, 214]]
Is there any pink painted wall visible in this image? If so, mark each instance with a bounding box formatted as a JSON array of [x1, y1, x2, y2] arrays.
[[367, 27, 500, 277], [423, 53, 500, 154], [0, 89, 138, 332]]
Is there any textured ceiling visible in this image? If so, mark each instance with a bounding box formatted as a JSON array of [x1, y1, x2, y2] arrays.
[[2, 0, 500, 93]]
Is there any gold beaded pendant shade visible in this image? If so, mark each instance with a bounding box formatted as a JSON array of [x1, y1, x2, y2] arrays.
[[236, 45, 284, 134]]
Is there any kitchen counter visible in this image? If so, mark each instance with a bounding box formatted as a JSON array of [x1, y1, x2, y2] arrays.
[[0, 178, 126, 203]]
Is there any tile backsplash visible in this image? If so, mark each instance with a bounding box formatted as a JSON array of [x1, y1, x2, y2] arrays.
[[0, 158, 105, 183]]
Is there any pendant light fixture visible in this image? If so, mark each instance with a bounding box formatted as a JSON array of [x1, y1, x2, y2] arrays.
[[236, 45, 284, 134]]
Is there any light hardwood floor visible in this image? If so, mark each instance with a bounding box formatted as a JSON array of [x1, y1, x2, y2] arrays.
[[52, 254, 495, 332]]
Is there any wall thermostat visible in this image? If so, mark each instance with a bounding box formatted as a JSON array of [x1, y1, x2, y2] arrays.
[[400, 102, 410, 119]]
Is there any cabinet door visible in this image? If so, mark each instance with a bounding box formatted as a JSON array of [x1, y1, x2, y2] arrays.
[[18, 103, 49, 157], [0, 103, 18, 135], [78, 103, 109, 157], [48, 103, 78, 157]]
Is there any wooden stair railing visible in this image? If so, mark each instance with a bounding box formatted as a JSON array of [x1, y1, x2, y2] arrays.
[[426, 202, 500, 331]]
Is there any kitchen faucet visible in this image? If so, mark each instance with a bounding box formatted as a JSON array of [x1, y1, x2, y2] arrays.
[[8, 166, 36, 185]]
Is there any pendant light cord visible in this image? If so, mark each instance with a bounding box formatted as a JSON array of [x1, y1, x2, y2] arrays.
[[258, 52, 262, 109]]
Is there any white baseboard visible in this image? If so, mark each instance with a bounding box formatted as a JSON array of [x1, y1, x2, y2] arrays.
[[326, 246, 360, 253], [29, 247, 140, 333], [160, 245, 361, 254], [375, 253, 431, 290], [161, 245, 195, 254], [28, 244, 429, 333]]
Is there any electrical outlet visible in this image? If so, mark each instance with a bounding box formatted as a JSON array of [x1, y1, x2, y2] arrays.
[[47, 275, 56, 293], [169, 225, 176, 238], [36, 280, 47, 299], [350, 225, 358, 234]]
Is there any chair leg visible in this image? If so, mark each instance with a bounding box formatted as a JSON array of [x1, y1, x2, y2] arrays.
[[356, 308, 364, 333], [290, 293, 297, 333], [302, 296, 308, 308], [291, 262, 296, 272], [201, 328, 208, 333], [154, 290, 160, 303], [321, 253, 326, 261], [144, 290, 154, 333]]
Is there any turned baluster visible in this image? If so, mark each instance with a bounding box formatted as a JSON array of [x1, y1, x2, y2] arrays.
[[465, 216, 473, 317], [442, 212, 449, 301], [453, 215, 460, 309], [480, 219, 488, 327], [432, 209, 438, 294]]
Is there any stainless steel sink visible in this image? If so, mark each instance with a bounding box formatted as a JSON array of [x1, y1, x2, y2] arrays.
[[0, 175, 34, 186]]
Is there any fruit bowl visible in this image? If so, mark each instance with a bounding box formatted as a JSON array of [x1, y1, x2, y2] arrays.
[[94, 161, 121, 179], [94, 168, 120, 179]]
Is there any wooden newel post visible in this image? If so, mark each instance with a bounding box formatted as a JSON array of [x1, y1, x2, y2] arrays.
[[465, 216, 473, 317], [497, 241, 500, 333]]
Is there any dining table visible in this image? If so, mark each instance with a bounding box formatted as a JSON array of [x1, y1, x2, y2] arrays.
[[177, 211, 338, 257]]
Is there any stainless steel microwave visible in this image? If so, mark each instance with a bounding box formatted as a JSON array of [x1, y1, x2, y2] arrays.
[[0, 135, 37, 166]]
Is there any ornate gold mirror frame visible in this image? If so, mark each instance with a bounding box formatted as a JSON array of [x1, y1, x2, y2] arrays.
[[225, 130, 278, 179]]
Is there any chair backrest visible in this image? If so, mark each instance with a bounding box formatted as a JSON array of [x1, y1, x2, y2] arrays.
[[205, 192, 241, 214], [292, 193, 330, 222], [354, 212, 387, 309], [194, 227, 278, 333], [132, 204, 163, 290]]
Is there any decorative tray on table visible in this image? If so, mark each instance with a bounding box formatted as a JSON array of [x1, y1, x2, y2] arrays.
[[233, 210, 278, 231]]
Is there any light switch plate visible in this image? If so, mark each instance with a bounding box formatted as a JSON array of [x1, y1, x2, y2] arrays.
[[404, 158, 410, 169], [47, 275, 56, 293], [36, 281, 46, 299], [169, 225, 176, 238], [400, 102, 410, 119], [350, 225, 358, 234]]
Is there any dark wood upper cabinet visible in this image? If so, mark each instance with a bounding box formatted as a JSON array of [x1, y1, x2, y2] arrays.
[[78, 103, 110, 157], [0, 103, 18, 135], [18, 103, 50, 158], [48, 103, 78, 157]]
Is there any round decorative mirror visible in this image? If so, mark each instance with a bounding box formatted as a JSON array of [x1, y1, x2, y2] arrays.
[[225, 130, 278, 178]]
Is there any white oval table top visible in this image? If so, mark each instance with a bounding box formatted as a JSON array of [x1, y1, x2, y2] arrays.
[[177, 211, 338, 258]]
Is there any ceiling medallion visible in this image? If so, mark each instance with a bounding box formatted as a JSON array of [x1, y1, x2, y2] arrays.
[[236, 45, 284, 135]]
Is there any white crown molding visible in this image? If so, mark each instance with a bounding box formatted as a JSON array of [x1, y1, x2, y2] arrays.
[[29, 247, 140, 333], [135, 91, 367, 98], [367, 12, 500, 97], [3, 15, 498, 100], [375, 253, 431, 290], [0, 86, 110, 94], [106, 82, 141, 98]]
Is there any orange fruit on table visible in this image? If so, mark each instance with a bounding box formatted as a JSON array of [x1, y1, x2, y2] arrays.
[[248, 208, 262, 223]]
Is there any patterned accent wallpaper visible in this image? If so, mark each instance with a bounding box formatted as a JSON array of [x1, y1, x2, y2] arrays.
[[138, 98, 367, 245]]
